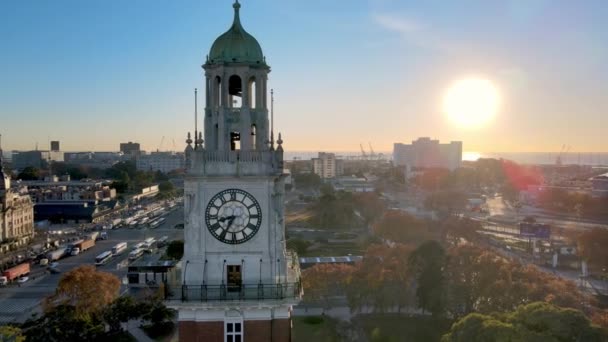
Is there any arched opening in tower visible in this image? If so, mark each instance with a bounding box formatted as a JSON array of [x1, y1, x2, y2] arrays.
[[229, 75, 242, 108], [230, 131, 241, 151], [248, 76, 256, 109], [215, 76, 222, 107]]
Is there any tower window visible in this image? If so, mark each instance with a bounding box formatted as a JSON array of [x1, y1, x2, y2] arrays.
[[229, 75, 242, 108], [230, 132, 241, 151]]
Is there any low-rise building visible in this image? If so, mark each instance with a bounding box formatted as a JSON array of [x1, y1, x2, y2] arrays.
[[19, 177, 121, 224], [136, 152, 184, 173], [591, 172, 608, 198], [12, 150, 64, 170]]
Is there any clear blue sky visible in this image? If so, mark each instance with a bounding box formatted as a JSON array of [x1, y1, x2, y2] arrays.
[[1, 0, 606, 153]]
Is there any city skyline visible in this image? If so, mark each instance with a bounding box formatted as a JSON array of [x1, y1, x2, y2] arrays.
[[1, 0, 607, 153]]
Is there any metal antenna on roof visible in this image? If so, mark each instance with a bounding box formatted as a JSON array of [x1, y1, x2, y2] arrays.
[[271, 89, 274, 149], [194, 88, 198, 149]]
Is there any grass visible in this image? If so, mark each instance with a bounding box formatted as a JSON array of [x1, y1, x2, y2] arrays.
[[353, 314, 452, 342], [292, 316, 340, 342]]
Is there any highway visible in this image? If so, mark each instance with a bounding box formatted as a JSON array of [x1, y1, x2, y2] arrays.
[[0, 206, 185, 324]]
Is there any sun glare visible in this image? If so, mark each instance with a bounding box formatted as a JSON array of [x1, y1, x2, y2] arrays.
[[443, 78, 500, 129]]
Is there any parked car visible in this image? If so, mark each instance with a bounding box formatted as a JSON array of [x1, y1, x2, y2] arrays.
[[48, 268, 61, 274]]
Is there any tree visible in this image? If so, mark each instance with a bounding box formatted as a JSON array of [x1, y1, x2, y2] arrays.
[[373, 210, 432, 245], [102, 296, 146, 333], [347, 244, 415, 313], [578, 228, 608, 270], [352, 192, 386, 226], [409, 240, 447, 316], [424, 190, 467, 216], [443, 302, 606, 342], [302, 264, 354, 312], [0, 325, 25, 342], [16, 166, 39, 180], [44, 265, 121, 318], [21, 305, 105, 342], [293, 173, 322, 189], [166, 240, 184, 260], [286, 238, 311, 255], [444, 245, 590, 317], [440, 217, 481, 245]]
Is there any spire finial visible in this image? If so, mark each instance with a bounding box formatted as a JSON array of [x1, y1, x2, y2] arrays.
[[232, 0, 242, 29]]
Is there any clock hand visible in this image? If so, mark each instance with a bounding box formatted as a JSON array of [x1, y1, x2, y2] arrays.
[[218, 215, 235, 223], [226, 216, 236, 230]]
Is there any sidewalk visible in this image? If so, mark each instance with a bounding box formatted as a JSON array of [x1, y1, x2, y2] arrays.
[[123, 321, 154, 342]]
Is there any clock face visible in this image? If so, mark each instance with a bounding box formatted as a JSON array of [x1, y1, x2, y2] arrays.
[[205, 189, 262, 244]]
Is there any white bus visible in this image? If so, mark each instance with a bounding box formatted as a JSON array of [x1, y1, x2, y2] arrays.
[[128, 248, 144, 261], [132, 242, 145, 251], [157, 236, 169, 247], [95, 251, 113, 266], [111, 242, 128, 256]]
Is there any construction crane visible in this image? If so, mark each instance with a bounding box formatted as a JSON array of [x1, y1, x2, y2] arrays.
[[360, 143, 368, 160], [158, 136, 165, 152], [368, 142, 376, 160], [556, 144, 571, 166]]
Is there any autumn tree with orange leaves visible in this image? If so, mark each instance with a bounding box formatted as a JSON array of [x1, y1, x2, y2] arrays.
[[301, 263, 354, 312], [44, 265, 121, 317]]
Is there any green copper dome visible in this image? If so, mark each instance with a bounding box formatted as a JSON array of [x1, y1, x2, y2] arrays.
[[208, 1, 265, 65]]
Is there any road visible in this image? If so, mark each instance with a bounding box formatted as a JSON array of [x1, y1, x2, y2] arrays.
[[0, 206, 185, 324]]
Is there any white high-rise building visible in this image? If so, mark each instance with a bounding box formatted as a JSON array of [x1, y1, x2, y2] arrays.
[[393, 137, 462, 171], [168, 2, 301, 341], [312, 152, 344, 179]]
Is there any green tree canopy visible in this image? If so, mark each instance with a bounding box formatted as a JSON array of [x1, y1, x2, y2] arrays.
[[166, 240, 184, 260], [17, 166, 40, 180], [442, 302, 606, 342], [409, 240, 447, 316]]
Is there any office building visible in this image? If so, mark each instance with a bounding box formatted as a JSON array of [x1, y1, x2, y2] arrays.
[[120, 142, 141, 157], [393, 137, 462, 171], [312, 152, 344, 179]]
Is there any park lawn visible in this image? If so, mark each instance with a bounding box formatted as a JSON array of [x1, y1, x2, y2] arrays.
[[292, 316, 341, 342], [353, 314, 452, 342]]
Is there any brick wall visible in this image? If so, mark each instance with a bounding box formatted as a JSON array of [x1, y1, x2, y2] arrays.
[[179, 319, 291, 342], [179, 321, 223, 342]]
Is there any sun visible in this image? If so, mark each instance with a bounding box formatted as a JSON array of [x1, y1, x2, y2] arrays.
[[443, 78, 500, 129]]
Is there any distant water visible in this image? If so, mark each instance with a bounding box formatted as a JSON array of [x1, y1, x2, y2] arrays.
[[285, 151, 608, 166]]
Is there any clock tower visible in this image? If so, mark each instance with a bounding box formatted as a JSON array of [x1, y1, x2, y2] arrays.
[[167, 2, 301, 341]]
